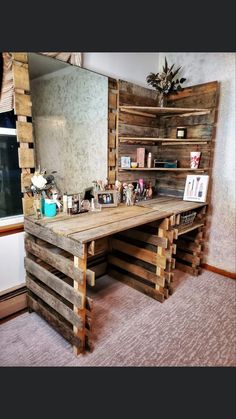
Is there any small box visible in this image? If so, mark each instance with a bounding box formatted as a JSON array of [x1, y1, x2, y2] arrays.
[[121, 156, 131, 168], [137, 148, 145, 167], [154, 159, 178, 168]]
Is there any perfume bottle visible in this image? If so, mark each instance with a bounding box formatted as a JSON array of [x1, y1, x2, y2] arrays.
[[147, 152, 152, 168]]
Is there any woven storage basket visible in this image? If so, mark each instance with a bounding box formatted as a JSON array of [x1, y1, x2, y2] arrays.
[[180, 211, 197, 226]]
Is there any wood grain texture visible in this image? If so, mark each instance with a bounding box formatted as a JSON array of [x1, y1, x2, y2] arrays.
[[24, 218, 85, 258], [111, 238, 166, 268], [18, 147, 35, 168], [108, 268, 164, 303], [12, 63, 30, 92], [12, 53, 28, 63], [69, 209, 171, 243], [108, 254, 165, 287], [26, 275, 83, 329], [25, 235, 84, 284], [16, 121, 33, 143], [25, 257, 83, 307], [27, 294, 83, 349], [14, 93, 32, 116]]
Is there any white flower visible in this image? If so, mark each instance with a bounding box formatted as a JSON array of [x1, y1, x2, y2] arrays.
[[31, 174, 47, 190]]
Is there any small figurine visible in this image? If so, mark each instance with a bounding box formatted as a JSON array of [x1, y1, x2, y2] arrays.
[[123, 183, 134, 206], [146, 182, 153, 199]]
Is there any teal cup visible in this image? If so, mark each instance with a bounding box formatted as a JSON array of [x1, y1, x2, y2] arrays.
[[44, 201, 57, 217]]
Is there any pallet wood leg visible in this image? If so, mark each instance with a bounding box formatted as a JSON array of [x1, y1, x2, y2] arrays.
[[156, 217, 175, 297], [73, 245, 87, 356]]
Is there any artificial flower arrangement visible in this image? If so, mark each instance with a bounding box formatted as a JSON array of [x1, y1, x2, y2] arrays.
[[26, 167, 61, 218], [146, 57, 186, 105]]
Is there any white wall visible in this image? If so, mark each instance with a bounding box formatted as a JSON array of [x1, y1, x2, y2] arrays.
[[159, 53, 236, 273], [83, 53, 159, 87], [0, 231, 25, 292]]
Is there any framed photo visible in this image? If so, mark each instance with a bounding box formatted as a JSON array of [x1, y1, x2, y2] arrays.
[[183, 175, 209, 202], [121, 156, 131, 168], [95, 190, 118, 207]]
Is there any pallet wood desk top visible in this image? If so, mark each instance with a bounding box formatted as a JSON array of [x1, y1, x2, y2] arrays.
[[136, 197, 207, 214], [24, 204, 173, 245]]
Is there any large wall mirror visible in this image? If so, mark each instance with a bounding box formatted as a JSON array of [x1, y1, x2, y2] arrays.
[[28, 53, 108, 195]]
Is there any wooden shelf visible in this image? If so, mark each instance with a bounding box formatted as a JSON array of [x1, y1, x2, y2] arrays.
[[119, 168, 208, 172], [119, 137, 210, 145], [177, 221, 205, 236], [120, 106, 211, 118]]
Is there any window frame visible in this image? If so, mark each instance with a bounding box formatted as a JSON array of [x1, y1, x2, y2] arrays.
[[0, 127, 24, 233]]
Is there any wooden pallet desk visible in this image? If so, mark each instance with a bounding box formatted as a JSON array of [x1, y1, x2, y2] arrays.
[[24, 204, 173, 355], [24, 199, 207, 355]]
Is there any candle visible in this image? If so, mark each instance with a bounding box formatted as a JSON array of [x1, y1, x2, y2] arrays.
[[176, 127, 187, 139]]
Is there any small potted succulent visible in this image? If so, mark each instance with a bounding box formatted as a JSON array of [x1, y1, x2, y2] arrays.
[[146, 57, 186, 106]]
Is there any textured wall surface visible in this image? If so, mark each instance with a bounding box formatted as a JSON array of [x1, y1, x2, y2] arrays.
[[159, 53, 236, 272], [31, 66, 108, 195]]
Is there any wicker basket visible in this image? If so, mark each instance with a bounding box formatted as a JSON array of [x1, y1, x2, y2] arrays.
[[180, 211, 197, 226]]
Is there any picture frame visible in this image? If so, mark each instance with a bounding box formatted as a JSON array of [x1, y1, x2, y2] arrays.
[[121, 156, 131, 168], [183, 175, 209, 202], [94, 190, 118, 207]]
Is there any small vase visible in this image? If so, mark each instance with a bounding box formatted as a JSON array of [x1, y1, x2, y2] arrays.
[[158, 92, 166, 107]]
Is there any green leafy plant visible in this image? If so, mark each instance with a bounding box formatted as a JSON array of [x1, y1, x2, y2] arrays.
[[146, 57, 186, 95]]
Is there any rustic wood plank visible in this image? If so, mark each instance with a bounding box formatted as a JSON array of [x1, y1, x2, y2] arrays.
[[177, 222, 205, 237], [12, 53, 28, 63], [109, 150, 116, 166], [12, 63, 30, 91], [88, 238, 109, 256], [86, 269, 95, 287], [177, 239, 202, 254], [176, 250, 201, 266], [14, 92, 32, 116], [108, 255, 165, 287], [24, 218, 85, 258], [21, 172, 32, 192], [18, 147, 35, 168], [109, 91, 117, 109], [69, 209, 172, 243], [16, 121, 33, 143], [25, 236, 84, 284], [22, 196, 35, 216], [108, 170, 116, 183], [109, 268, 164, 303], [111, 238, 166, 268], [120, 106, 210, 117], [108, 132, 116, 148], [26, 275, 83, 328], [108, 112, 116, 130], [43, 205, 156, 235], [27, 294, 83, 349], [118, 229, 168, 248], [119, 123, 159, 138], [25, 257, 83, 307], [73, 247, 87, 355], [89, 261, 107, 278], [176, 262, 199, 276]]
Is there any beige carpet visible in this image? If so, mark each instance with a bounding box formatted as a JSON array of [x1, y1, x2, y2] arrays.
[[0, 269, 235, 366]]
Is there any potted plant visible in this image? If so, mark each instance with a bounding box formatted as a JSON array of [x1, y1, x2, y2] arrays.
[[146, 57, 186, 106]]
